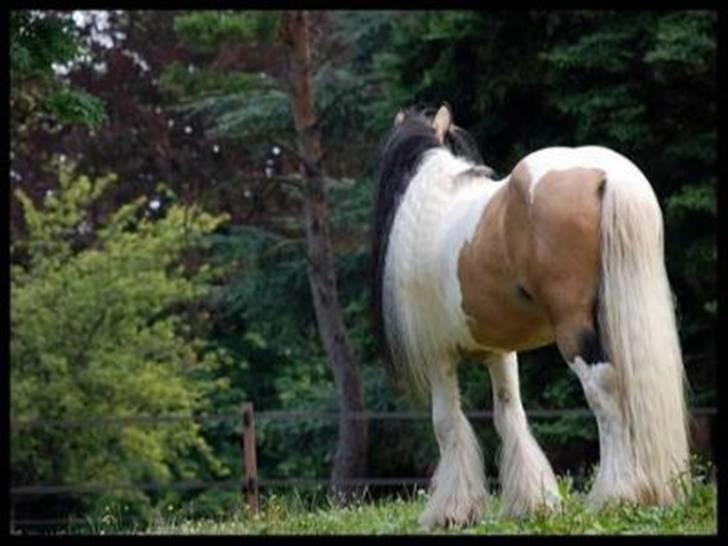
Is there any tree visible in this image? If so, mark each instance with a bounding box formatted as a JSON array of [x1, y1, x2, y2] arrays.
[[11, 166, 231, 523], [10, 11, 106, 133], [11, 10, 108, 246], [167, 10, 370, 500], [279, 10, 368, 501]]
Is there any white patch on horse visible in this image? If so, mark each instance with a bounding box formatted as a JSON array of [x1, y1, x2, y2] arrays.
[[524, 146, 652, 204], [439, 175, 506, 352]]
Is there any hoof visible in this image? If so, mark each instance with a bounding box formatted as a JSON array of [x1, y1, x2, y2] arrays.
[[586, 479, 651, 511], [417, 492, 486, 530], [501, 487, 561, 519]]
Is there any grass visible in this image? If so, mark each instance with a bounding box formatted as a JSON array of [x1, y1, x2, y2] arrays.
[[67, 474, 717, 535]]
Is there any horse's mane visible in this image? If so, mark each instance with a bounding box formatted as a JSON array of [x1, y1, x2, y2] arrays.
[[370, 108, 484, 367]]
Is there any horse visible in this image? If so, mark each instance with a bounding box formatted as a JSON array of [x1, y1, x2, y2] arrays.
[[370, 104, 690, 530]]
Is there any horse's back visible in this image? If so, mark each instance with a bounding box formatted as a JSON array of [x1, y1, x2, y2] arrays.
[[517, 145, 650, 203]]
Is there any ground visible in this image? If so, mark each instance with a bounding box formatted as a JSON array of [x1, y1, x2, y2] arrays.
[[64, 476, 716, 535]]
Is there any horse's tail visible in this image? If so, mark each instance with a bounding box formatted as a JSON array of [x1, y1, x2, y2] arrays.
[[597, 165, 690, 504]]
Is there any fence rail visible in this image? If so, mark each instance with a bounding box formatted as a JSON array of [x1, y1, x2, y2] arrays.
[[10, 405, 717, 531], [10, 406, 718, 430], [11, 477, 436, 497]]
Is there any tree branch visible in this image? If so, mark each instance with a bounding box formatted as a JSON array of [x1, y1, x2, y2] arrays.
[[269, 138, 322, 178]]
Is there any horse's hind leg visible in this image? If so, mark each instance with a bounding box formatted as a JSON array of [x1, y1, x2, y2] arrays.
[[418, 361, 488, 530], [567, 354, 648, 508], [554, 321, 650, 508], [486, 352, 561, 517]]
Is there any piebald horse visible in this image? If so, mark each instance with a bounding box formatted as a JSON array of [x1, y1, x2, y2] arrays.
[[371, 105, 689, 529]]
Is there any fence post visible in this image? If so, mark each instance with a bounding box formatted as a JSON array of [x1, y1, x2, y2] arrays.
[[241, 402, 259, 514]]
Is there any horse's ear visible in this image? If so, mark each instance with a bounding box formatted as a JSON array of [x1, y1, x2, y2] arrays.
[[432, 104, 452, 143], [393, 110, 406, 125]]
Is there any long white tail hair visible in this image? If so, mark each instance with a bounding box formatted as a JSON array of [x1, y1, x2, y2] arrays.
[[598, 169, 690, 504]]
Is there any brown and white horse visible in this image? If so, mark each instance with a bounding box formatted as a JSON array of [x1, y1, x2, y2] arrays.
[[371, 105, 689, 529]]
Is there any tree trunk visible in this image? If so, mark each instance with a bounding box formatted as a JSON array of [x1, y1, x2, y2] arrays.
[[280, 10, 368, 502]]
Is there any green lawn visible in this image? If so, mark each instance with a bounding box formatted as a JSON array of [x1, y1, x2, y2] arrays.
[[78, 476, 716, 535]]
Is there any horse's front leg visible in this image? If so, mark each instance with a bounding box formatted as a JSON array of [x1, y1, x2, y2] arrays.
[[486, 352, 561, 517], [419, 362, 488, 530]]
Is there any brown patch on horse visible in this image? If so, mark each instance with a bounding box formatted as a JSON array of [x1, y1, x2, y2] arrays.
[[522, 167, 606, 361], [457, 164, 606, 359], [457, 178, 553, 353]]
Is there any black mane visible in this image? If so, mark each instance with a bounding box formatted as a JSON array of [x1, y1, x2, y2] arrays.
[[370, 109, 484, 369]]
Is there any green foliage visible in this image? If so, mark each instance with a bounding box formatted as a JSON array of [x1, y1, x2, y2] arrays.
[[667, 183, 716, 218], [204, 224, 338, 480], [159, 62, 266, 100], [181, 89, 293, 143], [44, 88, 107, 128], [168, 11, 383, 161], [11, 166, 231, 519], [161, 12, 293, 147], [10, 11, 80, 76], [644, 11, 715, 67], [174, 11, 279, 52], [11, 11, 106, 127]]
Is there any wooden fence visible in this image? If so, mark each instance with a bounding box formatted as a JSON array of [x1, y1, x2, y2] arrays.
[[9, 405, 717, 530]]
